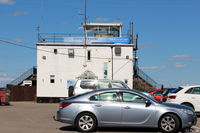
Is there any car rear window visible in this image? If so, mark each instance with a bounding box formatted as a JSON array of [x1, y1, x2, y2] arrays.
[[80, 81, 97, 89], [171, 87, 183, 93]]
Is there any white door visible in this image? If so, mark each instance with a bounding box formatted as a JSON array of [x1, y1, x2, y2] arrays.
[[190, 87, 200, 112]]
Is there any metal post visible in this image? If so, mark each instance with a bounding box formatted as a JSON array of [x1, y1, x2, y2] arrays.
[[111, 46, 113, 80], [83, 0, 87, 67]]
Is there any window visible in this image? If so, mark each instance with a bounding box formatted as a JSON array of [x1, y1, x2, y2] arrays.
[[172, 87, 183, 93], [90, 92, 118, 101], [98, 81, 111, 89], [68, 49, 74, 57], [185, 88, 193, 94], [111, 82, 126, 88], [50, 75, 55, 83], [80, 80, 97, 89], [87, 50, 91, 61], [192, 88, 200, 94], [42, 56, 46, 60], [153, 91, 163, 95], [122, 92, 146, 103], [54, 49, 57, 54]]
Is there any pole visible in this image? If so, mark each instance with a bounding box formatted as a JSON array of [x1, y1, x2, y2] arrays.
[[111, 46, 113, 80], [134, 34, 138, 78], [83, 0, 87, 67]]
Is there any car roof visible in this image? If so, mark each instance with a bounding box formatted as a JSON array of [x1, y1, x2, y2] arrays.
[[180, 85, 200, 88], [65, 88, 158, 103], [77, 79, 123, 82], [79, 88, 145, 98]]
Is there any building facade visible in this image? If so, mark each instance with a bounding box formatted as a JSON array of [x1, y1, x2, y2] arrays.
[[36, 23, 134, 98]]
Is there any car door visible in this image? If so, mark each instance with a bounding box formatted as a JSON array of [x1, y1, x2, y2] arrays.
[[152, 91, 163, 102], [190, 87, 200, 111], [121, 92, 156, 126], [90, 92, 122, 125]]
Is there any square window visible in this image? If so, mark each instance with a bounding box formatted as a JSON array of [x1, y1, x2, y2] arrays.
[[54, 49, 57, 54], [50, 75, 55, 83]]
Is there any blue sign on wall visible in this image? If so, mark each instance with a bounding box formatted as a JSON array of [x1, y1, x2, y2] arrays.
[[64, 37, 130, 44]]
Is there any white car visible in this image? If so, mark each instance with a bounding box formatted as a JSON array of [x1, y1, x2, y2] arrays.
[[68, 79, 130, 97], [167, 85, 200, 112]]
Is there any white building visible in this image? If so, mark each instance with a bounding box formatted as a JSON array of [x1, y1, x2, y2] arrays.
[[36, 23, 134, 98]]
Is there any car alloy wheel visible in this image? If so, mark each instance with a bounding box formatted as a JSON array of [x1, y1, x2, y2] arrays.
[[159, 114, 180, 133], [76, 113, 96, 132]]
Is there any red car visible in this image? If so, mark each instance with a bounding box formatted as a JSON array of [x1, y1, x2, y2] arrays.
[[149, 90, 165, 102]]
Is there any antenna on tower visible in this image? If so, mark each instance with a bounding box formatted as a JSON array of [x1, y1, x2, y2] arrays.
[[84, 0, 87, 47], [83, 0, 87, 67], [41, 0, 44, 32]]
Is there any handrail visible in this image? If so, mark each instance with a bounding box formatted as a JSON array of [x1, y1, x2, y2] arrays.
[[38, 33, 130, 43], [9, 67, 35, 85], [135, 66, 161, 89]]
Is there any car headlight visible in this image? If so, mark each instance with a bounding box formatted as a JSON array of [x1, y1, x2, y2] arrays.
[[181, 109, 194, 115]]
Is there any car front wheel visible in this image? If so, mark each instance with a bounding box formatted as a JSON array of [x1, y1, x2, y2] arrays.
[[76, 113, 97, 132], [159, 113, 180, 133]]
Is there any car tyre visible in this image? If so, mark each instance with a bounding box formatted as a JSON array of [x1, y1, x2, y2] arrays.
[[76, 113, 97, 132], [68, 86, 74, 97], [159, 113, 180, 133]]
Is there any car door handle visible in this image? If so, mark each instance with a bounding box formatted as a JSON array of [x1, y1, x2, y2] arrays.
[[124, 106, 131, 109], [191, 97, 195, 99], [95, 104, 102, 107]]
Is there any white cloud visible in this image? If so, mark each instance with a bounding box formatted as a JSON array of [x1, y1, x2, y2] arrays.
[[12, 11, 28, 16], [62, 21, 68, 25], [11, 39, 22, 43], [169, 54, 200, 62], [0, 73, 8, 77], [94, 17, 109, 22], [174, 63, 186, 68], [0, 54, 8, 57], [140, 65, 167, 70], [0, 77, 14, 81], [0, 0, 15, 5]]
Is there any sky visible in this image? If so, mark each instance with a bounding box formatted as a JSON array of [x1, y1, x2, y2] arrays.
[[0, 0, 200, 88]]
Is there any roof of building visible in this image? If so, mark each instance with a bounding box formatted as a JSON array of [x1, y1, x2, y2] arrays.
[[85, 22, 123, 26]]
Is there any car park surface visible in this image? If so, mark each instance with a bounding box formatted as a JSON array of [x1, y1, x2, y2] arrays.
[[0, 102, 200, 133]]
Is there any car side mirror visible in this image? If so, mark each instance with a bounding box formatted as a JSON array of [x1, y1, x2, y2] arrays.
[[145, 99, 151, 107]]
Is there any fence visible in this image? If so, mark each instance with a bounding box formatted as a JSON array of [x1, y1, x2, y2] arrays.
[[7, 85, 36, 101]]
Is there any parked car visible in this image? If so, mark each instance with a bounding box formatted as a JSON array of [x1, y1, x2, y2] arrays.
[[68, 79, 130, 97], [149, 89, 164, 102], [55, 88, 197, 133], [167, 85, 200, 112], [162, 88, 177, 102]]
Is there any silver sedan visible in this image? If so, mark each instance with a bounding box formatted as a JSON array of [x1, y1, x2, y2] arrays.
[[55, 88, 197, 133]]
